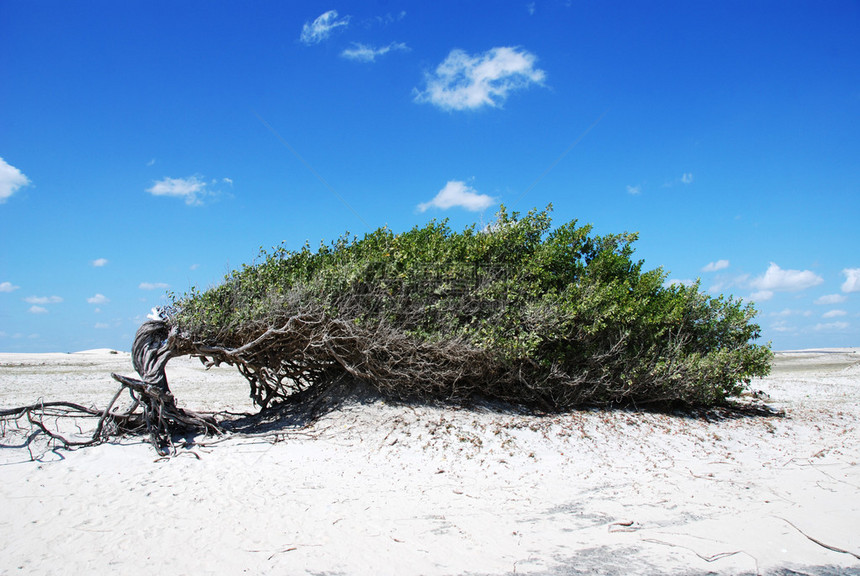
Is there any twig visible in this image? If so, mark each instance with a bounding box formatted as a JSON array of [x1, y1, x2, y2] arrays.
[[267, 546, 297, 560], [774, 516, 860, 560], [642, 538, 749, 564]]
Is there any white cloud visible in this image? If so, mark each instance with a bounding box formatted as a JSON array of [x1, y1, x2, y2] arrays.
[[367, 11, 406, 27], [87, 293, 109, 304], [418, 181, 497, 213], [0, 157, 31, 204], [771, 308, 812, 318], [750, 263, 823, 293], [663, 173, 695, 189], [750, 290, 774, 302], [814, 321, 849, 332], [626, 185, 641, 195], [28, 305, 48, 314], [815, 293, 847, 305], [94, 323, 109, 329], [341, 42, 409, 63], [414, 47, 546, 111], [25, 295, 63, 304], [702, 259, 729, 272], [822, 309, 847, 319], [0, 281, 20, 293], [842, 268, 860, 293], [92, 258, 109, 267], [769, 320, 795, 333], [665, 279, 696, 288], [147, 176, 209, 206], [139, 282, 169, 291], [300, 10, 350, 45], [707, 273, 749, 295]]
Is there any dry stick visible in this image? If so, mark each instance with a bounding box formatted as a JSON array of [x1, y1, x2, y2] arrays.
[[774, 516, 860, 560], [0, 401, 103, 418], [641, 538, 749, 564], [91, 385, 126, 442]]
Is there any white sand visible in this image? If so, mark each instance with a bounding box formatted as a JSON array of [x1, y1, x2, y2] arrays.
[[1, 349, 858, 575]]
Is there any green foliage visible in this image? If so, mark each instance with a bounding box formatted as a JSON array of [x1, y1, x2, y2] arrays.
[[171, 205, 772, 408]]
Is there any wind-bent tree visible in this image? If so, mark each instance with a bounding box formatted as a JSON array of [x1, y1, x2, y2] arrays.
[[3, 206, 772, 453]]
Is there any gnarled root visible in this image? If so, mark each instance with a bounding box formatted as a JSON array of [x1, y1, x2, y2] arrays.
[[1, 319, 223, 457], [109, 319, 222, 454], [110, 372, 220, 455]]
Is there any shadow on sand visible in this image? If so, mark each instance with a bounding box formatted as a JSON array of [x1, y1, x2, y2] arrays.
[[208, 377, 785, 440]]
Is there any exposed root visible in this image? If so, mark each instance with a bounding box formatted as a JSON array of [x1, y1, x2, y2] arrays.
[[1, 320, 223, 457]]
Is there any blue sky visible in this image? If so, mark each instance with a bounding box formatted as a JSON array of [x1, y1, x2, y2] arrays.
[[1, 1, 858, 353]]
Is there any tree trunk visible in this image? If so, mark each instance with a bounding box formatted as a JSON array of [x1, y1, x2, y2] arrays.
[[111, 320, 219, 454]]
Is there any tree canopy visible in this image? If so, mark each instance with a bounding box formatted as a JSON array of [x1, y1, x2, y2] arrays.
[[167, 205, 772, 411]]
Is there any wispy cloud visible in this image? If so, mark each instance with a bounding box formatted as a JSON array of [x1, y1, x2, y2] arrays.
[[366, 11, 406, 27], [707, 273, 749, 296], [300, 10, 350, 45], [771, 308, 812, 318], [814, 321, 849, 332], [750, 290, 774, 302], [418, 180, 497, 212], [415, 47, 546, 111], [626, 185, 642, 196], [822, 309, 847, 319], [842, 268, 860, 293], [341, 42, 409, 63], [91, 258, 109, 267], [87, 293, 109, 304], [139, 282, 169, 291], [24, 295, 63, 304], [0, 281, 20, 293], [146, 175, 228, 206], [0, 157, 30, 204], [28, 305, 48, 314], [662, 173, 695, 189], [815, 293, 847, 305], [769, 319, 796, 334], [702, 259, 729, 272]]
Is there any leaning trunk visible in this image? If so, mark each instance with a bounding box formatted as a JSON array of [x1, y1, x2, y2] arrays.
[[111, 320, 220, 454]]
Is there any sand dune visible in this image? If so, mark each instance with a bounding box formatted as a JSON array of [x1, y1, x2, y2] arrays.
[[1, 349, 858, 575]]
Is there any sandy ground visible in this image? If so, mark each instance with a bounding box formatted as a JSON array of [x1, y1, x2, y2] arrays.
[[0, 348, 858, 575]]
